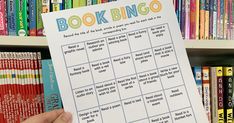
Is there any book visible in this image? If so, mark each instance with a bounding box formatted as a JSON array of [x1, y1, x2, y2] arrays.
[[195, 0, 200, 39], [7, 0, 17, 36], [210, 67, 218, 123], [190, 0, 196, 39], [223, 67, 233, 123], [202, 66, 211, 123], [213, 0, 218, 39], [42, 0, 209, 123], [204, 0, 209, 39], [185, 0, 190, 39], [16, 0, 28, 36], [209, 0, 214, 39], [217, 67, 224, 123], [42, 59, 62, 112], [200, 0, 206, 39], [28, 0, 37, 36], [0, 0, 7, 35], [193, 66, 202, 100], [51, 0, 63, 11], [65, 0, 72, 9], [37, 0, 43, 36]]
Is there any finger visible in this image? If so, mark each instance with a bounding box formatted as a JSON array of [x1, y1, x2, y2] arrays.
[[53, 112, 72, 123], [40, 109, 65, 123], [22, 109, 64, 123]]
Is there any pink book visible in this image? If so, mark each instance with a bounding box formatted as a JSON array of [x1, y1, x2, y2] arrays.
[[190, 0, 196, 39], [0, 0, 7, 35]]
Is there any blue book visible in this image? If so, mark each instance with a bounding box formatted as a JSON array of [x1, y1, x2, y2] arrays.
[[193, 66, 202, 100], [42, 59, 63, 112], [28, 0, 37, 36], [7, 0, 17, 35]]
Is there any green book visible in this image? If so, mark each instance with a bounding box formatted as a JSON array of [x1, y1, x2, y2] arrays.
[[65, 0, 72, 9], [37, 0, 43, 36], [16, 0, 28, 36]]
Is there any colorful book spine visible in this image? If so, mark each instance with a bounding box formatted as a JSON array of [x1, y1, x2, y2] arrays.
[[16, 0, 28, 36], [200, 0, 206, 39], [209, 0, 214, 39], [37, 0, 43, 36], [193, 66, 202, 99], [190, 0, 196, 39], [28, 0, 37, 36], [98, 0, 102, 4], [0, 0, 7, 35], [73, 0, 78, 8], [228, 0, 232, 40], [51, 0, 63, 11], [42, 0, 50, 36], [79, 0, 86, 6], [217, 67, 224, 123], [210, 67, 218, 123], [204, 0, 210, 40], [65, 0, 72, 9], [92, 0, 98, 5], [223, 67, 233, 123], [185, 0, 190, 39], [213, 0, 218, 39], [180, 0, 186, 39], [7, 0, 17, 36], [42, 59, 62, 112], [232, 0, 234, 40], [101, 0, 108, 3], [217, 0, 221, 39], [202, 66, 211, 123], [223, 0, 228, 40], [220, 0, 224, 39], [195, 0, 200, 39]]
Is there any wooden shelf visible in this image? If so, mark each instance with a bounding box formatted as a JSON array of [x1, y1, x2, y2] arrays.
[[1, 36, 234, 49], [185, 40, 234, 49], [0, 36, 48, 47]]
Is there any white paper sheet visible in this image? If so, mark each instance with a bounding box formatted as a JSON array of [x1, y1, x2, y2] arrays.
[[42, 0, 209, 123]]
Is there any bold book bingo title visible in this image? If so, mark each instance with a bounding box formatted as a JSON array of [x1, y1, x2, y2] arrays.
[[56, 0, 162, 32]]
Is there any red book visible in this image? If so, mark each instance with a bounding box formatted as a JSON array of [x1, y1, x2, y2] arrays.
[[190, 0, 196, 39]]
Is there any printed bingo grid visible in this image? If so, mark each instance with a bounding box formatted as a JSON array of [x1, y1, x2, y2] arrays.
[[61, 23, 197, 123]]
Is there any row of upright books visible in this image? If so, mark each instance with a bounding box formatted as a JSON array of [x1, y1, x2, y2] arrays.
[[192, 66, 233, 123], [0, 0, 116, 36], [0, 52, 62, 123], [173, 0, 234, 40]]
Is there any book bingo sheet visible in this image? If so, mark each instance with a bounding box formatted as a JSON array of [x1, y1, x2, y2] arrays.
[[42, 0, 208, 123]]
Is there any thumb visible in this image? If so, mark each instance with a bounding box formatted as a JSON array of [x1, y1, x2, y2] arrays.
[[54, 112, 72, 123]]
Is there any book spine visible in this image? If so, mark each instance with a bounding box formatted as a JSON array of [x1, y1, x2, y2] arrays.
[[217, 67, 224, 123], [28, 0, 37, 36], [232, 0, 234, 40], [210, 67, 218, 123], [190, 0, 196, 39], [193, 66, 203, 99], [0, 0, 7, 35], [98, 0, 102, 4], [92, 0, 97, 5], [195, 0, 200, 39], [209, 0, 214, 39], [180, 0, 186, 39], [228, 0, 232, 40], [87, 0, 92, 6], [51, 0, 63, 11], [79, 0, 86, 6], [220, 0, 224, 39], [185, 0, 190, 39], [200, 0, 206, 39], [16, 0, 28, 36], [7, 0, 17, 36], [202, 66, 211, 123], [217, 0, 221, 39], [101, 0, 108, 3], [223, 0, 228, 40], [65, 0, 72, 9], [204, 0, 210, 40], [42, 60, 62, 112], [37, 0, 43, 36], [213, 0, 217, 39], [42, 0, 50, 36], [73, 0, 78, 8], [37, 52, 44, 113], [223, 67, 233, 123]]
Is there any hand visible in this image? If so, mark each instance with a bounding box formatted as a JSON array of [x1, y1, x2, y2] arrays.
[[22, 109, 72, 123]]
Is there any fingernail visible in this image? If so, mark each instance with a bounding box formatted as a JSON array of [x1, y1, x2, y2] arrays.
[[61, 112, 72, 122]]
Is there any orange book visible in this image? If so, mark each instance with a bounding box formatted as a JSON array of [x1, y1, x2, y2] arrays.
[[200, 0, 206, 39]]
